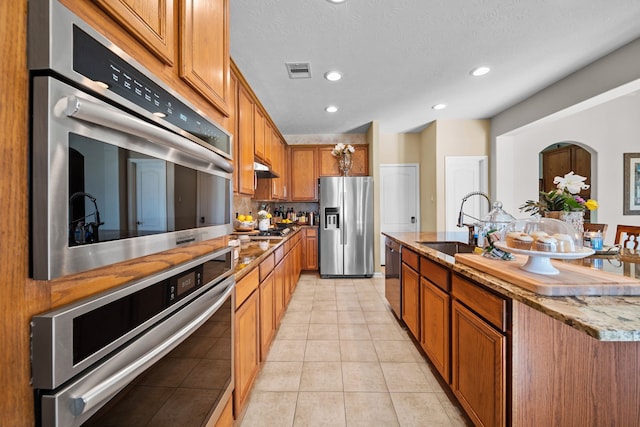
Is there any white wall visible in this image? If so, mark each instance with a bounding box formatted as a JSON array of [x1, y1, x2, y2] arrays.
[[495, 94, 640, 245], [492, 36, 640, 245]]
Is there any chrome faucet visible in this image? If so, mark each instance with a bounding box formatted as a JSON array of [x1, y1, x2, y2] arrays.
[[457, 191, 491, 245]]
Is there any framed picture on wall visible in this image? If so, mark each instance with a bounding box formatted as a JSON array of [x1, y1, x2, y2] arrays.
[[623, 152, 640, 215]]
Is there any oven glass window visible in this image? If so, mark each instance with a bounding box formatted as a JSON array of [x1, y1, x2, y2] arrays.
[[82, 295, 232, 426], [68, 133, 230, 247]]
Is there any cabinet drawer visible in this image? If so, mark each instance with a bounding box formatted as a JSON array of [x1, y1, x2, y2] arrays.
[[402, 248, 419, 271], [274, 245, 284, 264], [236, 267, 259, 309], [259, 253, 275, 282], [452, 274, 507, 332], [420, 257, 450, 291], [305, 227, 318, 237]]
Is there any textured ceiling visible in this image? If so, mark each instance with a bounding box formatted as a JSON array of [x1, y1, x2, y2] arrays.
[[230, 0, 640, 135]]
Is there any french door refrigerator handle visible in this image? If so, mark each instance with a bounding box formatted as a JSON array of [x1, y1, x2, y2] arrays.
[[64, 95, 233, 173]]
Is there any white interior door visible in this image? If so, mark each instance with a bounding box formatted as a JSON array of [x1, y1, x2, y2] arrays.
[[380, 164, 420, 264], [134, 159, 167, 232], [445, 156, 488, 232]]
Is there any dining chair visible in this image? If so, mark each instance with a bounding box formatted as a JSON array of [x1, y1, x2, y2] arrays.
[[584, 223, 608, 238], [615, 225, 640, 250]]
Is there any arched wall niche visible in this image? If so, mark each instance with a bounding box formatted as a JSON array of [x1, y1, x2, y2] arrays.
[[539, 141, 598, 222], [494, 90, 640, 245]]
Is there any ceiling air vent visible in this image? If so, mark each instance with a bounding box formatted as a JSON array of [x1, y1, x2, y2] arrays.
[[286, 62, 311, 79]]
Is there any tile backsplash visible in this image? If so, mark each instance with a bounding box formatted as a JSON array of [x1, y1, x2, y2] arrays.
[[233, 194, 318, 221]]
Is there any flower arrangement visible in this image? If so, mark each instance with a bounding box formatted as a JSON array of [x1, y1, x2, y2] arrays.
[[331, 143, 355, 157], [520, 171, 598, 215]]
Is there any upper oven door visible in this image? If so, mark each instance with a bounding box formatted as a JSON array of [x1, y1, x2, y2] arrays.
[[31, 76, 233, 280]]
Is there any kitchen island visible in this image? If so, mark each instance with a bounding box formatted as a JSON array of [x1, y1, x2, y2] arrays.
[[384, 231, 640, 427]]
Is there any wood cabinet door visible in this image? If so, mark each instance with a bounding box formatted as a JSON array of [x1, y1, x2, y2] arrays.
[[259, 272, 275, 361], [401, 263, 420, 339], [290, 147, 318, 201], [420, 278, 450, 382], [254, 107, 266, 161], [274, 260, 285, 326], [272, 135, 282, 199], [303, 228, 318, 270], [451, 300, 506, 427], [237, 85, 255, 195], [234, 289, 260, 416], [276, 136, 287, 199], [95, 0, 175, 65], [318, 148, 339, 176], [318, 145, 369, 176], [264, 121, 273, 166], [229, 72, 238, 193], [180, 0, 229, 114]]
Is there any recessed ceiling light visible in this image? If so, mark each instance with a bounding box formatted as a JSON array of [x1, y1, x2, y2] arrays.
[[324, 71, 342, 82], [327, 0, 346, 3], [325, 105, 338, 113], [470, 66, 491, 77], [432, 103, 447, 110]]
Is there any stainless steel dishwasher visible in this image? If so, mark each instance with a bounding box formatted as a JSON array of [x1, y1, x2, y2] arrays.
[[384, 237, 402, 318]]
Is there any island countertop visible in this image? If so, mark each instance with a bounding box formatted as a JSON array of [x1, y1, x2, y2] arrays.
[[383, 231, 640, 342]]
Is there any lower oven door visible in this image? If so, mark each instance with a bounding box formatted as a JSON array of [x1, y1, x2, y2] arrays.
[[38, 276, 234, 427]]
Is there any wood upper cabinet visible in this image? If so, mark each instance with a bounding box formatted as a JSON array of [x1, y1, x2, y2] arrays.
[[180, 0, 230, 115], [318, 145, 369, 176], [93, 0, 230, 116], [237, 84, 255, 195], [254, 107, 266, 162], [94, 0, 175, 65], [263, 121, 273, 166], [290, 147, 318, 201], [254, 134, 286, 201], [229, 71, 239, 193]]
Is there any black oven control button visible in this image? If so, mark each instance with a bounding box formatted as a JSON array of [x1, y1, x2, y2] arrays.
[[168, 284, 176, 302]]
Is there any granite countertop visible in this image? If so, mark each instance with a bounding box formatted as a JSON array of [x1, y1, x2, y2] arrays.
[[230, 226, 312, 280], [383, 231, 640, 342]]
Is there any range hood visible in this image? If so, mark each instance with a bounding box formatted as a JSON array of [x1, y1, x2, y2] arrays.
[[254, 161, 279, 178]]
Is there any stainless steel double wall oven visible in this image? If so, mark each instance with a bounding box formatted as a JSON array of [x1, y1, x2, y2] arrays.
[[29, 0, 233, 281], [29, 1, 236, 425]]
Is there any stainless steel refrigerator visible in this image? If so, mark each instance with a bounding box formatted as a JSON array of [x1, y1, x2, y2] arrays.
[[319, 176, 374, 277]]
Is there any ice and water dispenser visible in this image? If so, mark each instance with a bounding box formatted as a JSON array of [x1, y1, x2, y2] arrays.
[[324, 207, 340, 230]]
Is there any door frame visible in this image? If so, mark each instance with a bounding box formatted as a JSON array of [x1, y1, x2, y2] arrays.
[[379, 163, 420, 264]]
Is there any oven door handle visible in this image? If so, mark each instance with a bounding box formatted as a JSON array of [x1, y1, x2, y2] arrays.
[[68, 277, 234, 417], [64, 95, 233, 173]]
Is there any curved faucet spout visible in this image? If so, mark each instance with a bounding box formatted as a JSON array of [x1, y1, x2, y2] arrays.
[[457, 191, 491, 244], [457, 191, 491, 227]]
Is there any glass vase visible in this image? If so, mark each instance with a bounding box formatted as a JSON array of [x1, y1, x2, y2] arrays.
[[338, 153, 352, 176], [544, 211, 584, 234]]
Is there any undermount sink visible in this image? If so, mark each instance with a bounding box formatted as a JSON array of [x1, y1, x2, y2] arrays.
[[418, 241, 476, 257]]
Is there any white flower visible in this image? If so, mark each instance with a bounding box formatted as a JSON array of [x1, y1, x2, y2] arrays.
[[553, 171, 590, 194], [331, 143, 355, 157]]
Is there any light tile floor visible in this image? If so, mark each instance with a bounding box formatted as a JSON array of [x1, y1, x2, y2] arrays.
[[238, 273, 470, 427]]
